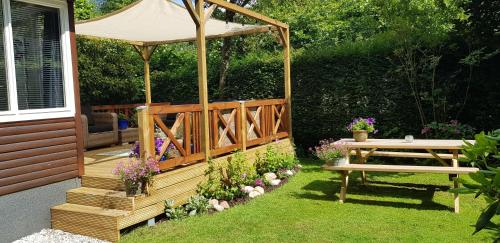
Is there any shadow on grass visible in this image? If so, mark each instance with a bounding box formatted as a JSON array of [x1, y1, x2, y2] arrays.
[[294, 178, 452, 211]]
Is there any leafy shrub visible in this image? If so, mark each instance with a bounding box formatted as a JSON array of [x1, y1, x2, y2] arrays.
[[421, 120, 475, 139], [164, 199, 187, 221], [255, 146, 298, 175], [198, 151, 256, 201], [185, 195, 210, 216], [452, 129, 500, 234]]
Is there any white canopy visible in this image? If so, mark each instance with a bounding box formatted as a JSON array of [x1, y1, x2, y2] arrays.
[[75, 0, 272, 46]]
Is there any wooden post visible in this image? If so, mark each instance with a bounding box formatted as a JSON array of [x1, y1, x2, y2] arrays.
[[239, 101, 247, 151], [452, 149, 460, 213], [133, 45, 157, 105], [283, 27, 293, 139], [137, 106, 155, 159], [339, 171, 349, 203], [195, 0, 210, 162], [144, 59, 152, 104]]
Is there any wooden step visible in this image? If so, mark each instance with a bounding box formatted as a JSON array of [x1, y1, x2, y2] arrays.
[[51, 203, 128, 242], [67, 187, 134, 211], [81, 175, 124, 191]]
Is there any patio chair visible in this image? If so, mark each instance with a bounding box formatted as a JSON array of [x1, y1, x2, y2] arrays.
[[81, 105, 119, 149]]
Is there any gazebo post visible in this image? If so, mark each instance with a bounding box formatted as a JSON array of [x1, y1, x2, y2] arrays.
[[283, 28, 292, 139], [186, 0, 211, 162], [277, 27, 293, 139], [134, 45, 157, 105]]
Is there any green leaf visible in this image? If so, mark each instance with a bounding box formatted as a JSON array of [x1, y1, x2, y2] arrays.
[[474, 200, 500, 234], [469, 172, 490, 186]]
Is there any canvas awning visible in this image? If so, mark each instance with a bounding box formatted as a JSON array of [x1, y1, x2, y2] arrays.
[[75, 0, 273, 104], [75, 0, 272, 46]]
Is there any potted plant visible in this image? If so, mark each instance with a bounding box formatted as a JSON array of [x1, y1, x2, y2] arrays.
[[112, 158, 160, 196], [117, 113, 129, 130], [310, 139, 349, 166], [347, 117, 376, 142]]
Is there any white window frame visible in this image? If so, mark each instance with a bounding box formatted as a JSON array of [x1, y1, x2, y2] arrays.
[[0, 0, 75, 123]]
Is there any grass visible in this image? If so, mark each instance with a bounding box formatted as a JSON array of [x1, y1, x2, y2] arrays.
[[121, 159, 498, 243]]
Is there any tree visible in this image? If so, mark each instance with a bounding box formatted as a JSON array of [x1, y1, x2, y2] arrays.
[[217, 0, 254, 97]]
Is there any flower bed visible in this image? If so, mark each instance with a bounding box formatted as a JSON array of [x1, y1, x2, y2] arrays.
[[160, 145, 300, 220]]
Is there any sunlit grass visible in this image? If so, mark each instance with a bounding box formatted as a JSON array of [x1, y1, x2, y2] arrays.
[[121, 159, 496, 243]]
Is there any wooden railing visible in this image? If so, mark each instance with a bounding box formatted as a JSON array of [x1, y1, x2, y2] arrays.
[[92, 102, 170, 118], [137, 99, 289, 170]]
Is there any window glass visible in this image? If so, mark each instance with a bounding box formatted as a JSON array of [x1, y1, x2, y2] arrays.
[[11, 1, 65, 110], [0, 0, 8, 111]]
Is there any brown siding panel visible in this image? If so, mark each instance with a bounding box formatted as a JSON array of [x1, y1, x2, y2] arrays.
[[0, 118, 80, 196]]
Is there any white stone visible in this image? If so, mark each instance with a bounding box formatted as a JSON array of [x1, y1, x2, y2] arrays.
[[270, 179, 281, 186], [214, 204, 225, 212], [249, 191, 261, 198], [297, 164, 303, 168], [219, 200, 230, 209], [243, 186, 254, 194], [285, 170, 294, 176], [208, 199, 219, 207], [264, 172, 277, 182], [13, 229, 108, 243], [254, 186, 265, 194]]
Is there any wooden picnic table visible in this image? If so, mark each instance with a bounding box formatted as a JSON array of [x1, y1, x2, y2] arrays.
[[327, 138, 476, 213]]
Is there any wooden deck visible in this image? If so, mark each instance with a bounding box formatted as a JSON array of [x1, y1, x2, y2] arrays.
[[51, 138, 295, 242]]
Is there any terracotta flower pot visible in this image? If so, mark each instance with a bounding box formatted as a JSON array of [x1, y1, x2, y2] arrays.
[[353, 130, 368, 142]]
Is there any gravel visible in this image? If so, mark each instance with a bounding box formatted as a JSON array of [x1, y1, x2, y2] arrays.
[[13, 229, 109, 243]]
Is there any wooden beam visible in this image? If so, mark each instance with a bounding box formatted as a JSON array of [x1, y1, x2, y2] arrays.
[[182, 0, 200, 26], [425, 149, 450, 166], [194, 0, 211, 161], [205, 3, 218, 22], [277, 27, 287, 47], [283, 27, 292, 139], [206, 0, 288, 28]]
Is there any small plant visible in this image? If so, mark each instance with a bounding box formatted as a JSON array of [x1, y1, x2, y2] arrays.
[[185, 195, 210, 216], [117, 113, 127, 120], [164, 199, 187, 220], [421, 120, 475, 139], [451, 129, 500, 235], [347, 117, 376, 133], [255, 146, 298, 175], [112, 158, 160, 196], [129, 138, 176, 161], [198, 152, 256, 201], [310, 139, 348, 162]]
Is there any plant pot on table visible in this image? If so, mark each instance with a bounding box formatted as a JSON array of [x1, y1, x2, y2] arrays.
[[353, 130, 368, 142], [325, 157, 349, 166]]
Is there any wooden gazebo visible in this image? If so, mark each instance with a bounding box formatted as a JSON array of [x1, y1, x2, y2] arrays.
[[76, 0, 292, 165]]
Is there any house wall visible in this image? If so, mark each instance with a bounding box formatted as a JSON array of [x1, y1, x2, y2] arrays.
[[0, 117, 80, 196], [0, 0, 83, 240], [0, 178, 80, 242]]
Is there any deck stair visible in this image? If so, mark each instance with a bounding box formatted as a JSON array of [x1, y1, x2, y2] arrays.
[[51, 162, 206, 242], [50, 138, 294, 242]]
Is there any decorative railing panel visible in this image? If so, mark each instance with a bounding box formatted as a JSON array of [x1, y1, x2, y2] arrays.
[[138, 99, 289, 170]]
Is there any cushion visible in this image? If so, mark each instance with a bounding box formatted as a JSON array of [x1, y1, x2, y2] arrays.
[[88, 124, 113, 133], [81, 105, 95, 126]]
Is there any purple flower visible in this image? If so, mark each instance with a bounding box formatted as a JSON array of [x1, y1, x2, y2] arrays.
[[254, 178, 264, 187]]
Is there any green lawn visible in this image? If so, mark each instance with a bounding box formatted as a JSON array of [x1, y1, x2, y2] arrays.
[[121, 159, 497, 242]]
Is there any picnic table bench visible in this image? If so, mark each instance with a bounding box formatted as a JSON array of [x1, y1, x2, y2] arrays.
[[323, 139, 479, 213]]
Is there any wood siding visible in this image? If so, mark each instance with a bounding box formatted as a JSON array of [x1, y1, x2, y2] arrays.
[[0, 118, 80, 196]]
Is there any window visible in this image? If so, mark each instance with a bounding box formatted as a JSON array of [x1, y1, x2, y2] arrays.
[[0, 0, 75, 122]]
